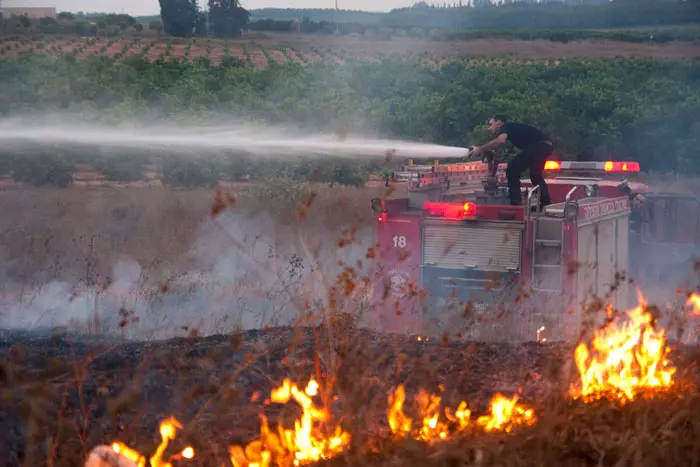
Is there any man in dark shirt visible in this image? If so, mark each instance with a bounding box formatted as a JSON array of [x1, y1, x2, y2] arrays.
[[470, 115, 553, 208]]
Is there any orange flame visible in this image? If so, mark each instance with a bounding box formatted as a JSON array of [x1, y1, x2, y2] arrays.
[[387, 385, 533, 441], [387, 384, 413, 439], [229, 378, 351, 467], [570, 292, 677, 404], [476, 393, 536, 433], [686, 293, 700, 315], [111, 416, 194, 467], [111, 442, 146, 467], [415, 389, 452, 441]]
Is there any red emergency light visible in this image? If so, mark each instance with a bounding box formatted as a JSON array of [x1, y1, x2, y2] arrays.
[[544, 160, 561, 171], [543, 160, 640, 173], [423, 201, 478, 220], [604, 161, 640, 172]]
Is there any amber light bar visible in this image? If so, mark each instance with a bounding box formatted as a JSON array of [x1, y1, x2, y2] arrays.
[[544, 160, 640, 173]]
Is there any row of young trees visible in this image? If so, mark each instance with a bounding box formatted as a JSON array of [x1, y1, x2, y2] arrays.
[[0, 150, 371, 191], [0, 12, 156, 38], [158, 0, 250, 38], [0, 53, 699, 188]]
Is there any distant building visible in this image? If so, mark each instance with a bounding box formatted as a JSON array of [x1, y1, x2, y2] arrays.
[[3, 7, 57, 20]]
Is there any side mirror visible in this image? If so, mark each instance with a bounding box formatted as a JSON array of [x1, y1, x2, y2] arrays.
[[371, 198, 384, 213]]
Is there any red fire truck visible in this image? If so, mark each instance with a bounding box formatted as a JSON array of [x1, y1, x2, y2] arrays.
[[370, 158, 700, 343]]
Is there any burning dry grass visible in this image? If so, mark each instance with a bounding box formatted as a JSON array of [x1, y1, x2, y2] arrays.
[[386, 384, 536, 442], [227, 377, 351, 467], [69, 260, 700, 467], [76, 288, 700, 467], [356, 391, 700, 467], [2, 283, 700, 467], [570, 291, 678, 405]]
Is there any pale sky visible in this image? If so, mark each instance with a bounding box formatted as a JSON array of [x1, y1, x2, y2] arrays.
[[3, 0, 421, 16]]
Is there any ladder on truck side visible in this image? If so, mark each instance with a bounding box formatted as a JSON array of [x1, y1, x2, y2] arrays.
[[527, 185, 611, 343], [527, 185, 588, 293]]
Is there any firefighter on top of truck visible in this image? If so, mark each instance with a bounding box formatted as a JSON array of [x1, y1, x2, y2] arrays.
[[470, 115, 554, 208]]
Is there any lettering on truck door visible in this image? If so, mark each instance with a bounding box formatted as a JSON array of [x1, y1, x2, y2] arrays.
[[581, 198, 629, 222]]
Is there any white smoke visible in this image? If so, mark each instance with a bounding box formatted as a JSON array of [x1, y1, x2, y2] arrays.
[[0, 205, 377, 341]]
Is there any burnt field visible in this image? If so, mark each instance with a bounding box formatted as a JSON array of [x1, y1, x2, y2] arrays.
[[1, 322, 700, 467]]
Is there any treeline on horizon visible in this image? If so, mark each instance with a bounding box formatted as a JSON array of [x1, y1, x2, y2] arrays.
[[242, 1, 700, 44], [242, 2, 700, 43], [249, 1, 700, 30], [5, 1, 700, 43], [0, 53, 698, 190]]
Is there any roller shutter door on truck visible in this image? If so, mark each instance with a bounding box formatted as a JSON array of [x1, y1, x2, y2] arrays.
[[577, 216, 630, 313], [421, 220, 524, 273], [616, 216, 630, 310]]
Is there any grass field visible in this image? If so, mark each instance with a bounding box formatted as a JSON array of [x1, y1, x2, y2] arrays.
[[2, 33, 700, 68], [0, 182, 381, 284]]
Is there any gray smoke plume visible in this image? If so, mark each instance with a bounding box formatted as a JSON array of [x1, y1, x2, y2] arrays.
[[0, 203, 377, 341]]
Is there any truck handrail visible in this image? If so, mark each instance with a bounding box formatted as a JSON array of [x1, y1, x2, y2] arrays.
[[525, 185, 540, 256], [563, 185, 585, 220]]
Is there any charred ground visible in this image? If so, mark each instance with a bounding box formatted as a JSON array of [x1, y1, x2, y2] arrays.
[[1, 325, 699, 467]]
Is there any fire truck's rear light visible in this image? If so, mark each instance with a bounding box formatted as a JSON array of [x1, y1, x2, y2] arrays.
[[604, 161, 640, 172], [423, 202, 478, 220], [544, 160, 561, 171], [624, 162, 640, 172], [463, 202, 477, 216]]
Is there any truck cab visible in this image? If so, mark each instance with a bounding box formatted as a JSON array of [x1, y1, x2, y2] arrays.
[[370, 159, 700, 343]]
